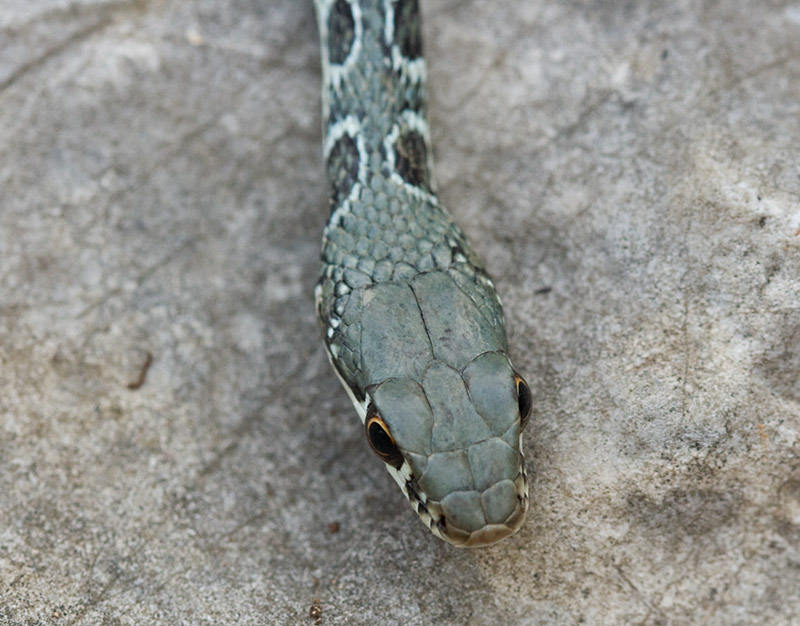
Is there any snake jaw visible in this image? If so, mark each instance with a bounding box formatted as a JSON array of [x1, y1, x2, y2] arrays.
[[385, 460, 451, 541]]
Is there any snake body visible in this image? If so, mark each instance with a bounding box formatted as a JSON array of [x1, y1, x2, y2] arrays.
[[313, 0, 531, 547]]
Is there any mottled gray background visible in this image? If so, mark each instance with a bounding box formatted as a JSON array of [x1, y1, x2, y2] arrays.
[[1, 1, 799, 624]]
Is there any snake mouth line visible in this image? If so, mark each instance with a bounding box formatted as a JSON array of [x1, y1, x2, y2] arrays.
[[400, 475, 453, 543], [403, 476, 436, 522]]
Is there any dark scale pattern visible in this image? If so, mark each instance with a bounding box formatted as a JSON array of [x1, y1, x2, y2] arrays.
[[394, 130, 431, 191], [393, 0, 423, 59], [396, 83, 425, 119], [327, 134, 361, 209], [328, 0, 355, 65]]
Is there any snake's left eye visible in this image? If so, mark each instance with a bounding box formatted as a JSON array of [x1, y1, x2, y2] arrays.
[[515, 374, 532, 429], [365, 407, 404, 469]]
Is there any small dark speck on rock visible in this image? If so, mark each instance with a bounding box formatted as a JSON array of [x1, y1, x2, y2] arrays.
[[327, 521, 340, 534], [534, 286, 552, 295], [127, 352, 153, 390], [309, 600, 322, 624], [758, 216, 767, 227]]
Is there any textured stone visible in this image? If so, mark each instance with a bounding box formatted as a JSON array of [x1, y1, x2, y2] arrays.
[[0, 1, 799, 624]]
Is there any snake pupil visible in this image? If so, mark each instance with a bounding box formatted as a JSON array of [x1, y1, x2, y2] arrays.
[[516, 375, 533, 429], [366, 413, 404, 469], [367, 421, 393, 454]]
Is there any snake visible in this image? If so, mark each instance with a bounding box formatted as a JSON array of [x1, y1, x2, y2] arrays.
[[312, 0, 532, 547]]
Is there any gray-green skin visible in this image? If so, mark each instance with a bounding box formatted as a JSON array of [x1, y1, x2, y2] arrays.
[[313, 0, 530, 547]]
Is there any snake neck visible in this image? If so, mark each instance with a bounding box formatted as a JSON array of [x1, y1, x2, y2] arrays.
[[314, 0, 436, 206]]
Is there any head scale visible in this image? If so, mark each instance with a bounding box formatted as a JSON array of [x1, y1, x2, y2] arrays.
[[364, 351, 531, 547]]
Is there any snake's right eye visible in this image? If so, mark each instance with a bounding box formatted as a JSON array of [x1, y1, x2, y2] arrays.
[[365, 407, 403, 469], [515, 373, 533, 430]]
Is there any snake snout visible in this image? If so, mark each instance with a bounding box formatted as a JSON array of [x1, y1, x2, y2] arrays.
[[437, 489, 528, 548], [423, 465, 529, 548]]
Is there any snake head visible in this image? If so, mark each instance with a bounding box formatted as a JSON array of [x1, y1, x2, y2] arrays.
[[364, 352, 531, 547]]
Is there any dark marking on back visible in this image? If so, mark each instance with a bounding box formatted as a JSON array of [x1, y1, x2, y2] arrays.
[[327, 133, 360, 208], [328, 0, 355, 65], [396, 80, 425, 117], [393, 0, 423, 60], [394, 129, 430, 191]]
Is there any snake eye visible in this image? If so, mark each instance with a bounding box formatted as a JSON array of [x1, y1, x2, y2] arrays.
[[365, 407, 403, 469], [515, 374, 532, 429]]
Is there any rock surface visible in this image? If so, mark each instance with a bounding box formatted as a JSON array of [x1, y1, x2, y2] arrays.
[[1, 1, 799, 624]]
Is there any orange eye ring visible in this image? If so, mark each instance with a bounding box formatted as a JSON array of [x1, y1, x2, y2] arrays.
[[514, 374, 533, 429], [365, 407, 404, 469]]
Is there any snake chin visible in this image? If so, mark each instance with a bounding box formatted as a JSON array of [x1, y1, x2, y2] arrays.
[[394, 465, 529, 548], [448, 499, 528, 548], [434, 471, 529, 548]]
